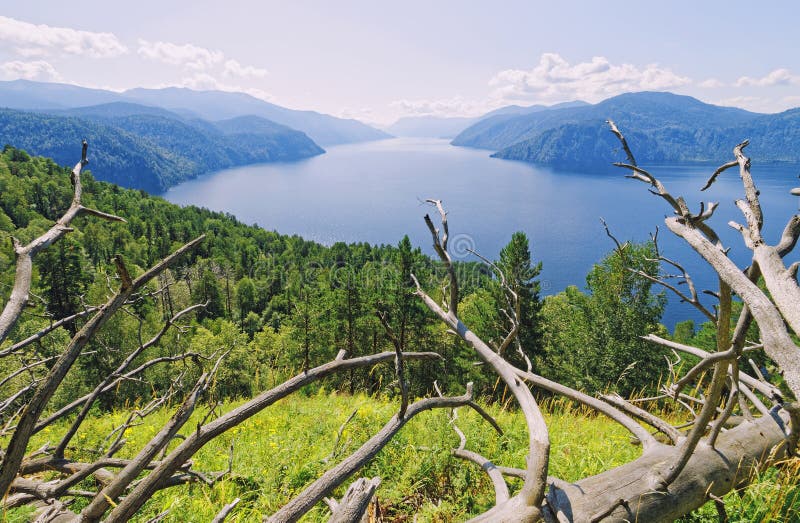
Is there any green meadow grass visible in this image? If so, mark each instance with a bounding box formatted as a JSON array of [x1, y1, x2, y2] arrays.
[[4, 392, 799, 522]]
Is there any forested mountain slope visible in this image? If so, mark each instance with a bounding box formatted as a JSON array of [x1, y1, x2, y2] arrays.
[[0, 145, 667, 403], [452, 92, 800, 168], [0, 80, 390, 146], [0, 106, 323, 192]]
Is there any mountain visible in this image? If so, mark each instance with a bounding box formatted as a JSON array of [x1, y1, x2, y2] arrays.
[[482, 100, 589, 119], [0, 80, 122, 110], [451, 100, 594, 150], [121, 87, 390, 146], [0, 109, 193, 191], [0, 80, 390, 146], [52, 101, 199, 120], [0, 106, 324, 193], [66, 104, 325, 164], [385, 116, 479, 139], [452, 92, 757, 152], [385, 101, 590, 139], [449, 92, 800, 168]]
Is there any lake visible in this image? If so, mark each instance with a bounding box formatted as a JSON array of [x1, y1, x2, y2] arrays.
[[162, 138, 800, 330]]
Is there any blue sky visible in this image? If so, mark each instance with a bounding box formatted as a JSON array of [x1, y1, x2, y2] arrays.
[[1, 1, 798, 124]]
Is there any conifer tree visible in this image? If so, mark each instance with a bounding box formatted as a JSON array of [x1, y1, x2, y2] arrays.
[[496, 232, 543, 369]]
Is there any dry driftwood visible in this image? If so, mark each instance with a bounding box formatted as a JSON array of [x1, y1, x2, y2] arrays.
[[0, 130, 797, 523]]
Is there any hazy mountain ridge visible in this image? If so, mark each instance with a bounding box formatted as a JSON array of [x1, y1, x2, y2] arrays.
[[450, 100, 597, 149], [493, 109, 800, 168], [0, 80, 390, 146], [385, 115, 479, 139], [385, 101, 590, 139], [451, 92, 800, 168], [0, 106, 324, 192], [123, 87, 392, 145], [0, 108, 192, 191]]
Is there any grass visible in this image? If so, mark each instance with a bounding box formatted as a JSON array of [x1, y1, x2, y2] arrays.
[[4, 391, 799, 522], [679, 456, 800, 523]]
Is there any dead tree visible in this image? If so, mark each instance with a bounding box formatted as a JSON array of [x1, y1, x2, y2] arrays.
[[402, 123, 799, 521], [0, 145, 463, 522], [1, 130, 799, 523]]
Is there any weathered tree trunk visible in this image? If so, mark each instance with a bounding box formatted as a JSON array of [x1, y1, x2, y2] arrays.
[[545, 413, 787, 522], [1, 133, 798, 523], [325, 477, 380, 523]]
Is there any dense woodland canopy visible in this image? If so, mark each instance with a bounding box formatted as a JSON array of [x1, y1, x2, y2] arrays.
[[453, 92, 800, 169], [0, 108, 324, 193], [0, 144, 672, 415], [9, 140, 794, 522]]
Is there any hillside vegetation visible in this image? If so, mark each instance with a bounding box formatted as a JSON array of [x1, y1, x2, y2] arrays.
[[452, 92, 800, 168], [0, 79, 390, 147], [0, 107, 324, 192], [0, 145, 671, 404], [4, 145, 792, 520]]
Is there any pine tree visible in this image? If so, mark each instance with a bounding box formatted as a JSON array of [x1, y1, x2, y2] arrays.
[[192, 268, 225, 320], [37, 236, 92, 333], [496, 232, 543, 370]]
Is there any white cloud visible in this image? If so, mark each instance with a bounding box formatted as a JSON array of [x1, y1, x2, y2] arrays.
[[783, 95, 800, 108], [0, 16, 127, 58], [338, 107, 374, 120], [137, 40, 224, 70], [713, 94, 800, 113], [389, 96, 497, 118], [489, 53, 691, 104], [223, 59, 267, 79], [0, 60, 62, 81], [177, 72, 274, 102], [735, 68, 800, 87], [716, 95, 763, 107], [178, 72, 221, 89], [13, 47, 48, 58], [138, 41, 269, 90], [699, 78, 724, 88]]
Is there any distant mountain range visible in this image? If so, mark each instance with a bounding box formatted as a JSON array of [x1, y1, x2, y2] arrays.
[[385, 116, 479, 139], [0, 80, 389, 146], [451, 92, 800, 168], [385, 101, 588, 139], [0, 104, 324, 192], [5, 81, 800, 190], [0, 80, 396, 192]]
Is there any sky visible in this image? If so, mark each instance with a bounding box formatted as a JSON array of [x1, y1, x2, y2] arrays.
[[0, 1, 799, 125]]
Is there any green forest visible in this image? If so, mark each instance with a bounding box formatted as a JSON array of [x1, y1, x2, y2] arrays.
[[0, 108, 324, 193], [0, 144, 677, 406], [2, 144, 798, 522]]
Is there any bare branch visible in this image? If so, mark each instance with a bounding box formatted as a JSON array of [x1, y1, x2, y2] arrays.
[[708, 374, 739, 448], [600, 393, 683, 444], [423, 199, 459, 315], [376, 311, 408, 417], [79, 356, 219, 520], [447, 403, 509, 505], [606, 119, 637, 167], [266, 386, 478, 523], [325, 478, 379, 523], [643, 335, 781, 400], [0, 307, 99, 358], [323, 409, 358, 464], [515, 368, 658, 450], [103, 350, 440, 522], [0, 142, 125, 343], [54, 302, 207, 459], [701, 160, 739, 191], [0, 236, 205, 497], [414, 202, 550, 514], [600, 217, 628, 256]]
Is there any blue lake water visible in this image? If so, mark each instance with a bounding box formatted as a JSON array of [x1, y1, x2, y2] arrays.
[[162, 138, 800, 330]]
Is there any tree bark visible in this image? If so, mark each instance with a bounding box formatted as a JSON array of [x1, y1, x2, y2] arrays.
[[544, 413, 787, 522]]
